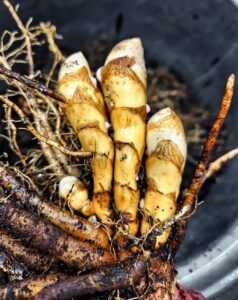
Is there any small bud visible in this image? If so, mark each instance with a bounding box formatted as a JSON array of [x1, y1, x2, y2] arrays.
[[140, 198, 144, 209], [59, 176, 93, 215], [146, 104, 151, 113], [59, 176, 79, 199], [105, 122, 111, 129], [96, 67, 102, 82]]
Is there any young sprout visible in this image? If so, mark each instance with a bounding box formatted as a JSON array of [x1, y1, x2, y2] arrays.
[[141, 107, 187, 247], [58, 52, 114, 222], [98, 38, 147, 235], [59, 176, 94, 216]]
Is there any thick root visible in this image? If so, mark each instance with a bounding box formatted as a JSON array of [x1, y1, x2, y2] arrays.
[[183, 74, 235, 209], [0, 229, 54, 272], [30, 259, 146, 300], [0, 202, 115, 270], [143, 256, 176, 300], [0, 274, 69, 300], [0, 163, 109, 248]]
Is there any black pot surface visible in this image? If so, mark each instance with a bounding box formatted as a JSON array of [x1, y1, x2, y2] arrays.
[[1, 1, 238, 299]]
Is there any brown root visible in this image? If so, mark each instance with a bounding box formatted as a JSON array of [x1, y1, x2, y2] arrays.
[[183, 74, 235, 210], [143, 257, 176, 300], [30, 259, 146, 300], [0, 66, 65, 103], [0, 273, 70, 300], [0, 162, 110, 248], [0, 202, 115, 270], [0, 229, 54, 272], [205, 148, 238, 179]]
